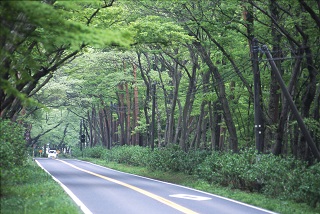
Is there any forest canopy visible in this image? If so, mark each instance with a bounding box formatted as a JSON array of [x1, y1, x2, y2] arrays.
[[0, 0, 319, 163]]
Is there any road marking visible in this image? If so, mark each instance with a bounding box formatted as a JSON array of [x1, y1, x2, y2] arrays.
[[170, 194, 211, 201], [58, 159, 199, 214], [78, 159, 278, 214], [35, 159, 93, 214]]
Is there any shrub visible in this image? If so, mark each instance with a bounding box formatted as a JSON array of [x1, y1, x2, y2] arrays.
[[106, 145, 151, 166], [108, 145, 134, 164], [195, 150, 251, 189], [74, 144, 320, 208], [298, 162, 320, 207], [176, 149, 210, 174], [146, 145, 186, 172], [70, 147, 82, 158], [84, 146, 108, 159], [0, 119, 27, 169], [127, 146, 151, 166], [195, 148, 319, 207]]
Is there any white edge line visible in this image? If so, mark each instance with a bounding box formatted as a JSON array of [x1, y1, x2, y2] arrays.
[[35, 159, 93, 214], [75, 159, 278, 214]]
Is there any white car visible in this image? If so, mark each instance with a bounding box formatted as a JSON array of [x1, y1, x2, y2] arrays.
[[48, 150, 57, 158]]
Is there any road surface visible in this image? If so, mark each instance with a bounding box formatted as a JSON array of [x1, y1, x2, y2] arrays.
[[36, 158, 277, 214]]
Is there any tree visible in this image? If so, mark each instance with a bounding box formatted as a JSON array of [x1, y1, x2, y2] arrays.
[[5, 0, 318, 163], [0, 0, 131, 120], [248, 0, 319, 161]]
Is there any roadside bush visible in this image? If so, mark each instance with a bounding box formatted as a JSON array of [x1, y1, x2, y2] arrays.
[[146, 147, 170, 171], [70, 147, 82, 158], [176, 149, 210, 174], [74, 144, 319, 208], [146, 145, 185, 171], [107, 145, 151, 166], [145, 145, 210, 174], [195, 148, 319, 207], [128, 146, 151, 166], [297, 162, 320, 207], [252, 155, 300, 197], [195, 149, 257, 189], [108, 145, 135, 164], [83, 146, 108, 159], [0, 119, 27, 169]]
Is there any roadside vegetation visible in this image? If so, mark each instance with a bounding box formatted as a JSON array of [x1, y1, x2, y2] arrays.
[[73, 145, 320, 214], [0, 119, 80, 214], [0, 160, 82, 214], [1, 118, 319, 214], [1, 1, 320, 214]]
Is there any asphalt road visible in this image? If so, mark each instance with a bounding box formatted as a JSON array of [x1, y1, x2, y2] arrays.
[[36, 158, 277, 214]]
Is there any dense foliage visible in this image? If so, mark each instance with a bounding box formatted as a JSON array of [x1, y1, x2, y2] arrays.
[[75, 146, 319, 208], [1, 0, 319, 211], [0, 119, 27, 169], [1, 0, 319, 160]]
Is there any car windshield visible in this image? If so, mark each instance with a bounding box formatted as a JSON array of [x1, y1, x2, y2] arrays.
[[49, 150, 56, 153]]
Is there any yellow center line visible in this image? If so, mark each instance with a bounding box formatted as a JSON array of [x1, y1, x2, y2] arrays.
[[58, 159, 199, 214]]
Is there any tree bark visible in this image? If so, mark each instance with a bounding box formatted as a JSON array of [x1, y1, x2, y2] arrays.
[[194, 41, 238, 152], [117, 83, 126, 146], [132, 63, 140, 146], [265, 0, 282, 151], [179, 46, 198, 151], [137, 52, 151, 146]]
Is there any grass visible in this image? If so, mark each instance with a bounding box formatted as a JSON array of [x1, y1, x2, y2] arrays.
[[82, 157, 320, 214], [0, 159, 81, 214]]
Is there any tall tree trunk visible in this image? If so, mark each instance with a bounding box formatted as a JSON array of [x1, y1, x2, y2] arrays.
[[137, 52, 151, 146], [99, 97, 110, 148], [272, 49, 303, 155], [173, 100, 182, 146], [194, 41, 238, 152], [192, 101, 206, 150], [125, 81, 131, 145], [79, 120, 83, 150], [58, 123, 69, 148], [157, 52, 181, 145], [312, 85, 320, 150], [243, 2, 265, 152], [87, 110, 93, 147], [156, 95, 163, 147], [209, 101, 218, 151], [132, 63, 140, 146], [193, 70, 210, 149], [180, 46, 198, 151], [214, 102, 222, 151], [117, 84, 126, 145], [99, 109, 107, 147], [92, 106, 99, 147], [299, 29, 318, 162], [123, 60, 131, 145], [266, 0, 282, 152]]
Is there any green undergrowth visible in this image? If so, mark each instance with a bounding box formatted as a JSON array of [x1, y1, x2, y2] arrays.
[[0, 159, 81, 214], [79, 155, 320, 214], [74, 145, 320, 208]]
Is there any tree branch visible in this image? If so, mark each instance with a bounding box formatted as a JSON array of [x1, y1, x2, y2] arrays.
[[86, 0, 116, 26], [30, 122, 62, 146], [299, 0, 320, 28]]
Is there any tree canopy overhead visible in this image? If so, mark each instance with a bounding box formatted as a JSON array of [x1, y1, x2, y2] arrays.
[[0, 0, 132, 119]]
